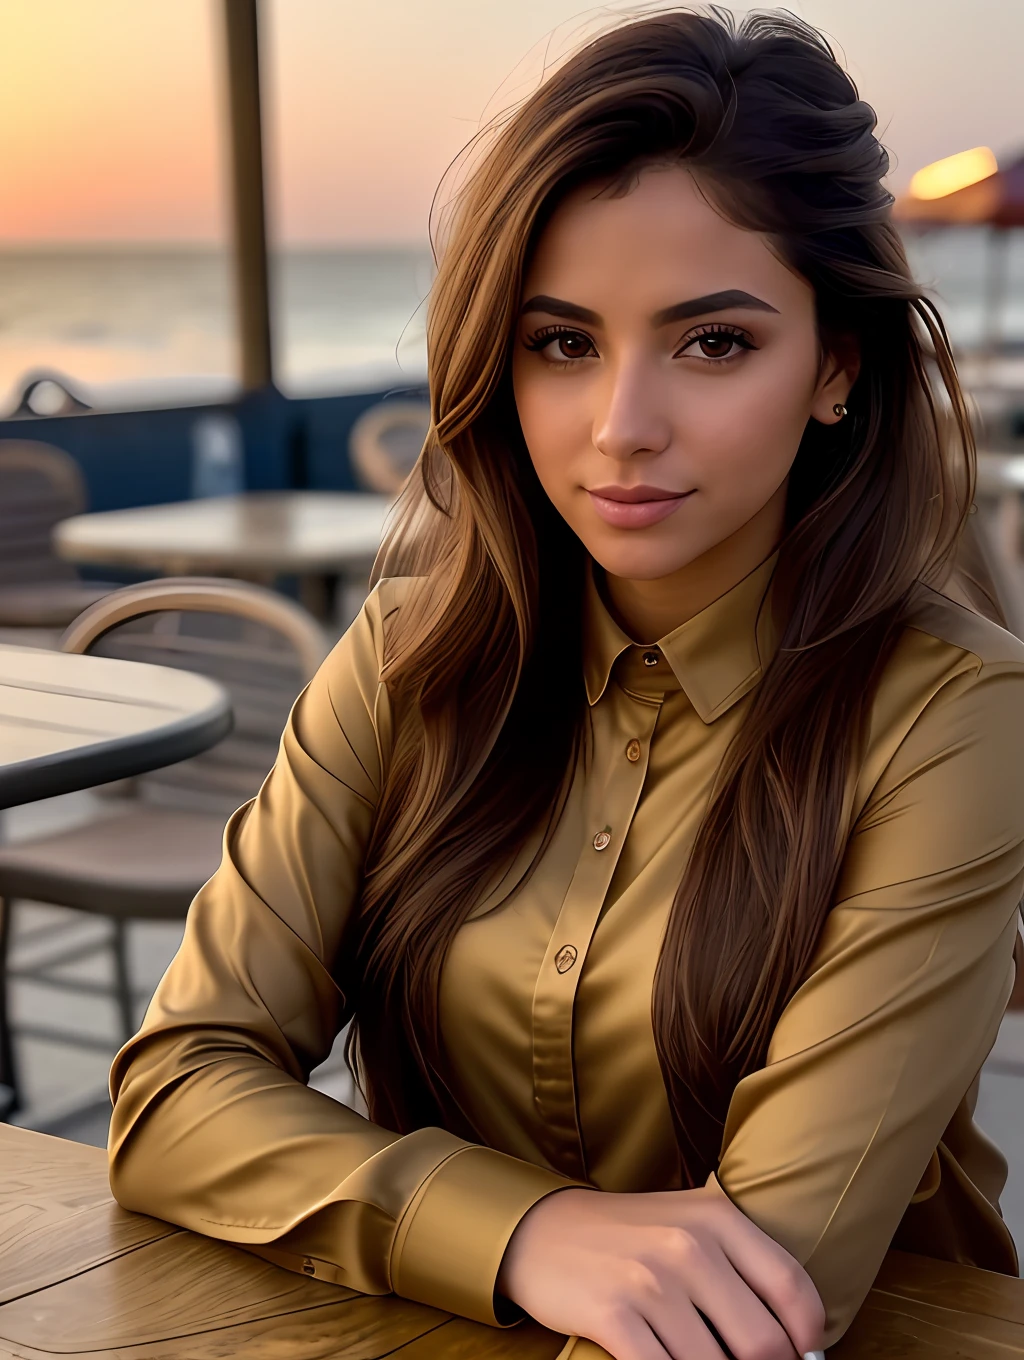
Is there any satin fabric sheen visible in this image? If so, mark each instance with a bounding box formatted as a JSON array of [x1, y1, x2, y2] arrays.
[[107, 554, 1024, 1348]]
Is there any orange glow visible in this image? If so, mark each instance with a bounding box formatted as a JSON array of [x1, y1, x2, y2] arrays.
[[1, 2, 1023, 246], [0, 0, 224, 241], [908, 147, 998, 201]]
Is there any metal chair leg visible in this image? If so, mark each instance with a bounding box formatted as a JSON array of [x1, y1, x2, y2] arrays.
[[0, 896, 20, 1118], [111, 918, 135, 1045]]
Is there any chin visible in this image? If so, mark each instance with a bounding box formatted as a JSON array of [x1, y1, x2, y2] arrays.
[[585, 537, 708, 582]]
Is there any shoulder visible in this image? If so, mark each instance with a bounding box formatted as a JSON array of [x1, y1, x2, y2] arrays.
[[855, 585, 1024, 818], [311, 574, 428, 707], [372, 574, 430, 625], [293, 577, 430, 781], [340, 574, 431, 668], [876, 581, 1024, 717], [900, 581, 1024, 672]]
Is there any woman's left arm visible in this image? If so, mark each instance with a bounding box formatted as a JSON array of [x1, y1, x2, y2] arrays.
[[715, 659, 1024, 1349]]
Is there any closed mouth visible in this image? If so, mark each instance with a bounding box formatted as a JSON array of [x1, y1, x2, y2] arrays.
[[587, 485, 691, 503]]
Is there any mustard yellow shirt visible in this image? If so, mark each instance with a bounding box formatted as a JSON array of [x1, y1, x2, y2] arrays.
[[107, 554, 1024, 1348]]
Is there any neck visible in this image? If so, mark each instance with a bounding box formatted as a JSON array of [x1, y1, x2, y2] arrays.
[[600, 483, 787, 643]]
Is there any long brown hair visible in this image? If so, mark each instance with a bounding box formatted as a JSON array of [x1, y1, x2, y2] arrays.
[[345, 6, 978, 1184]]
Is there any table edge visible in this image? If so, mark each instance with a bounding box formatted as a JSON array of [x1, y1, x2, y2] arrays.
[[0, 701, 233, 810]]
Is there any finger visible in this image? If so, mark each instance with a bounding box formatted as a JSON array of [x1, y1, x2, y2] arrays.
[[684, 1241, 798, 1360], [595, 1311, 700, 1360], [714, 1217, 825, 1356], [640, 1295, 730, 1360]]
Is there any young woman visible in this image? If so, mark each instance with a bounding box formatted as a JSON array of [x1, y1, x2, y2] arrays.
[[108, 10, 1024, 1360]]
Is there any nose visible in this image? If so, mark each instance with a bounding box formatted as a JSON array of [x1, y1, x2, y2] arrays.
[[592, 357, 672, 463]]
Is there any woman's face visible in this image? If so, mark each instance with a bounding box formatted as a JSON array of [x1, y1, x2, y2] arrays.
[[512, 165, 855, 585]]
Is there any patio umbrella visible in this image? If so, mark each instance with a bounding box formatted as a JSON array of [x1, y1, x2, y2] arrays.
[[895, 148, 1024, 355]]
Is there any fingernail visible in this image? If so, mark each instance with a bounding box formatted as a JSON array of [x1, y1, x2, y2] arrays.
[[803, 1352, 825, 1360]]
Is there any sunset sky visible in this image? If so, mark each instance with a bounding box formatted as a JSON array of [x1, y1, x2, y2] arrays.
[[1, 0, 1022, 246]]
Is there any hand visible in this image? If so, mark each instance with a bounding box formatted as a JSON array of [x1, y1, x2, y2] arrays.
[[496, 1179, 825, 1360]]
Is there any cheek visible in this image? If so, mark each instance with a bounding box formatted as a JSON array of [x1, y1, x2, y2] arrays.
[[512, 363, 590, 501], [678, 342, 820, 491]]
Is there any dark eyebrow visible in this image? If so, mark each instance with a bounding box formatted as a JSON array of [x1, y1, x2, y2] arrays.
[[519, 294, 601, 325], [652, 289, 780, 326], [519, 288, 779, 328]]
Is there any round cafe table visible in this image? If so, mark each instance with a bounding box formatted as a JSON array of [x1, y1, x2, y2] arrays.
[[0, 642, 231, 811], [0, 643, 231, 1120], [53, 491, 393, 625]]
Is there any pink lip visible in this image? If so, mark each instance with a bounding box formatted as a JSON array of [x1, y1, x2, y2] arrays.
[[586, 485, 694, 529]]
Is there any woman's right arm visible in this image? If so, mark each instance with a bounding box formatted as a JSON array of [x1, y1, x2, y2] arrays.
[[107, 579, 575, 1326]]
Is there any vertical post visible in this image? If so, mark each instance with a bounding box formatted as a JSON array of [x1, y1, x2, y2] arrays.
[[0, 897, 18, 1119], [222, 0, 273, 391]]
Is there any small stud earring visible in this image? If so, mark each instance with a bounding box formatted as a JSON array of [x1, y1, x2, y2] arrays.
[[832, 403, 848, 419]]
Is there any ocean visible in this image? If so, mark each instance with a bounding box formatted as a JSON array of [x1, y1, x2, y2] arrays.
[[0, 246, 435, 412], [1, 230, 1022, 414]]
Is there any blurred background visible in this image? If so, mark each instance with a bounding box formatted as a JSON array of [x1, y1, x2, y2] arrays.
[[1, 0, 1023, 412], [2, 0, 1024, 1259]]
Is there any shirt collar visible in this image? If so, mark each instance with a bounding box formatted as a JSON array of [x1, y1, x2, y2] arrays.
[[582, 551, 780, 723]]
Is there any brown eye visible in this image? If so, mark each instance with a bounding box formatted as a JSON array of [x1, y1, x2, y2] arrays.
[[679, 326, 754, 362], [524, 326, 596, 361], [696, 334, 736, 359], [557, 332, 593, 359]]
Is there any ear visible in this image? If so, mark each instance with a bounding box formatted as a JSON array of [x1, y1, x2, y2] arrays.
[[810, 332, 861, 425]]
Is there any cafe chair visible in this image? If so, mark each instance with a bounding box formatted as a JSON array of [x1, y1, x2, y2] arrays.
[[0, 577, 328, 1118], [0, 440, 114, 639], [348, 398, 429, 494]]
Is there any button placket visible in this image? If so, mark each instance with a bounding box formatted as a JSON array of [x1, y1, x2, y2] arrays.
[[531, 690, 661, 1178]]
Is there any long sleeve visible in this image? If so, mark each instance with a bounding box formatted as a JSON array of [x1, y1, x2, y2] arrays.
[[714, 660, 1024, 1347], [106, 580, 575, 1326]]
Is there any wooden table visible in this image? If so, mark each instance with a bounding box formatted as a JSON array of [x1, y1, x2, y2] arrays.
[[53, 491, 393, 624], [0, 643, 230, 811], [2, 1125, 1023, 1359]]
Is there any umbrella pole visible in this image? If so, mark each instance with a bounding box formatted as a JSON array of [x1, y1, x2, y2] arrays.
[[222, 0, 273, 392]]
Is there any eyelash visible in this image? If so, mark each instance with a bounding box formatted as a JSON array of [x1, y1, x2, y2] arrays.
[[522, 321, 757, 367]]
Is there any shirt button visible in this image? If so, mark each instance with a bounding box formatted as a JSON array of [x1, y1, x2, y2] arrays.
[[593, 829, 611, 851], [625, 739, 641, 762], [642, 650, 659, 667], [554, 944, 578, 973]]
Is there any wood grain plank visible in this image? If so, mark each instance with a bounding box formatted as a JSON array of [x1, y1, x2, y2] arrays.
[[0, 1231, 357, 1348], [0, 1295, 449, 1360], [0, 1125, 108, 1205], [390, 1318, 565, 1359], [872, 1250, 1024, 1326], [833, 1294, 1024, 1358], [0, 1126, 176, 1306], [0, 1298, 564, 1360], [0, 1201, 176, 1308]]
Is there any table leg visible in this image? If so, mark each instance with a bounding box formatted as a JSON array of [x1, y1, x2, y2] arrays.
[[0, 896, 19, 1120], [298, 573, 334, 622]]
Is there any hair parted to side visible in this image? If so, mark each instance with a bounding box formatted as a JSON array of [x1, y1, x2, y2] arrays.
[[346, 5, 985, 1185]]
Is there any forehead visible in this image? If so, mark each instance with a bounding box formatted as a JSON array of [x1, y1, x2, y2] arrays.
[[522, 164, 809, 311]]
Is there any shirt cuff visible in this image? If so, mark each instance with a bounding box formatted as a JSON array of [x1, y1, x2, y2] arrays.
[[390, 1143, 580, 1325]]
